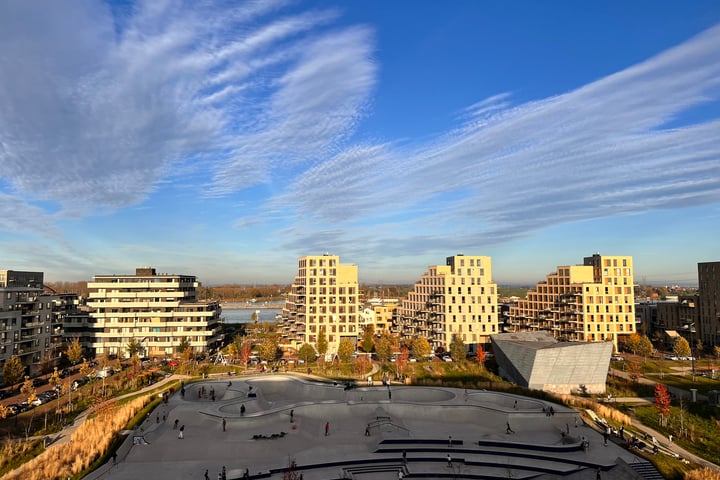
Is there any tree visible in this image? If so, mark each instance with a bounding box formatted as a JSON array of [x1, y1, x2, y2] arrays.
[[654, 384, 671, 427], [476, 345, 487, 367], [627, 359, 642, 383], [20, 376, 37, 406], [298, 343, 316, 364], [449, 334, 466, 362], [316, 327, 328, 362], [673, 337, 691, 358], [375, 332, 395, 363], [126, 338, 140, 358], [360, 325, 375, 353], [177, 337, 191, 355], [396, 346, 410, 379], [337, 338, 355, 363], [48, 367, 62, 392], [2, 355, 25, 389], [624, 333, 642, 355], [79, 358, 90, 378], [258, 337, 279, 362], [638, 335, 654, 358], [238, 340, 252, 367], [410, 337, 431, 360]]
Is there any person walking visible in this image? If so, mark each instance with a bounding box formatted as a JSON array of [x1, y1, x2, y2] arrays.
[[325, 421, 330, 436], [222, 418, 226, 432], [402, 450, 407, 465], [222, 466, 226, 480], [112, 452, 117, 466], [290, 409, 294, 422], [174, 419, 179, 429], [448, 435, 452, 447], [204, 470, 209, 480], [506, 422, 514, 434], [365, 424, 370, 436], [240, 404, 246, 416], [178, 425, 185, 439], [446, 453, 452, 468]]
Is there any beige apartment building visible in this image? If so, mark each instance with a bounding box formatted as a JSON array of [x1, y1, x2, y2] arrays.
[[280, 255, 360, 357], [508, 254, 635, 350], [86, 267, 222, 358], [396, 255, 498, 354]]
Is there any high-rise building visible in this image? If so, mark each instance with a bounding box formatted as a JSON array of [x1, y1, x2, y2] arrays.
[[396, 254, 498, 354], [280, 255, 360, 357], [508, 254, 635, 350], [698, 261, 720, 347], [0, 270, 66, 377], [86, 267, 222, 358]]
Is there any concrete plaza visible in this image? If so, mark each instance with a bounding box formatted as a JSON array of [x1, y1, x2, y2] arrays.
[[88, 375, 654, 480]]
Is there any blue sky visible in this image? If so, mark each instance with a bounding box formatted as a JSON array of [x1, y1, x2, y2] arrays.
[[1, 1, 719, 286]]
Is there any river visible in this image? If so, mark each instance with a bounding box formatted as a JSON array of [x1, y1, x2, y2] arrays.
[[221, 302, 283, 324]]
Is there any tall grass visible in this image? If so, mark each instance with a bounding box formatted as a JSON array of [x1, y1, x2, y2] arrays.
[[1, 396, 151, 480]]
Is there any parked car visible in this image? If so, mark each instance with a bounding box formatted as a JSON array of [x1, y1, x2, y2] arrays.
[[665, 354, 680, 361], [610, 355, 624, 361], [72, 377, 90, 391]]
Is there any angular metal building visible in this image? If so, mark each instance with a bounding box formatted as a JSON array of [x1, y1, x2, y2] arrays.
[[491, 332, 613, 394]]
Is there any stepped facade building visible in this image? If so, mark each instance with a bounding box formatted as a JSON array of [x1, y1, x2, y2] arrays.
[[508, 254, 635, 350], [396, 254, 498, 354], [86, 267, 222, 358], [280, 255, 361, 357]]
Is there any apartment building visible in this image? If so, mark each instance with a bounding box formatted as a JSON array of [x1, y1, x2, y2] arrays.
[[86, 267, 222, 358], [508, 254, 635, 350], [280, 255, 360, 357], [698, 261, 720, 347], [0, 270, 67, 377], [396, 254, 498, 353]]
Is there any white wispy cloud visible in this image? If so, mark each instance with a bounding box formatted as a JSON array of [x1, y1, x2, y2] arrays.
[[272, 24, 720, 254], [0, 0, 376, 216]]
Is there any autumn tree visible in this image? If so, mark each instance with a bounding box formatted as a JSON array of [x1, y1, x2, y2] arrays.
[[638, 335, 654, 358], [654, 383, 671, 427], [449, 334, 466, 362], [375, 332, 395, 363], [627, 359, 642, 383], [316, 327, 328, 362], [49, 367, 62, 391], [298, 343, 317, 364], [177, 337, 191, 355], [66, 338, 83, 365], [410, 336, 432, 360], [337, 338, 356, 363], [673, 337, 691, 358], [360, 324, 375, 353], [2, 355, 25, 389], [258, 337, 280, 362], [79, 358, 91, 379], [624, 333, 642, 355], [126, 338, 140, 358], [20, 376, 37, 407], [476, 345, 487, 367], [396, 346, 410, 379]]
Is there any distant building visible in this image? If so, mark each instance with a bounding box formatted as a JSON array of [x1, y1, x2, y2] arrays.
[[0, 270, 68, 377], [698, 261, 720, 347], [86, 267, 222, 358], [280, 255, 361, 357], [491, 332, 613, 394], [508, 254, 635, 351], [396, 254, 498, 353], [359, 298, 397, 336]]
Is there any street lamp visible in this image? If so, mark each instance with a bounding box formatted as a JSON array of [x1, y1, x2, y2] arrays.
[[682, 323, 696, 379]]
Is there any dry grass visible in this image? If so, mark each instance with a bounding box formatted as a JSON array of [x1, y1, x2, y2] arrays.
[[1, 395, 150, 480], [555, 393, 633, 426], [685, 468, 720, 480]]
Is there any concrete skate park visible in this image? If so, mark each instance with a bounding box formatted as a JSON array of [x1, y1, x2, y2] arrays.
[[90, 375, 657, 480]]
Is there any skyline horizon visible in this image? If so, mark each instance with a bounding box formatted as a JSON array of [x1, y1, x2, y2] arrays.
[[31, 253, 715, 288], [1, 2, 719, 287]]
